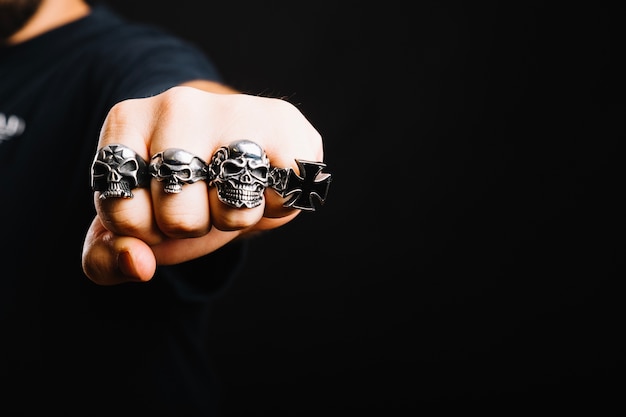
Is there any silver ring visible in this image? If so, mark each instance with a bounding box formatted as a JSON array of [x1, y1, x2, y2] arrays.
[[206, 139, 332, 211], [207, 140, 270, 208], [269, 159, 332, 211], [91, 144, 149, 200], [149, 148, 208, 194]]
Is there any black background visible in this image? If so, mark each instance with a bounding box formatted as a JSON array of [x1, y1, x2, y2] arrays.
[[102, 1, 622, 414]]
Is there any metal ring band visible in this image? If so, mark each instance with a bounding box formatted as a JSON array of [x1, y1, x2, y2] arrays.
[[269, 159, 332, 211], [207, 140, 270, 208], [91, 144, 149, 200], [149, 148, 209, 194]]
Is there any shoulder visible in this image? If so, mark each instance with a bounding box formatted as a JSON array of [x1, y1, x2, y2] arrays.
[[80, 4, 223, 98], [84, 5, 205, 61]]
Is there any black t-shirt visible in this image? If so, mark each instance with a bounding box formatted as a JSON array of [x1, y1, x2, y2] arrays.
[[0, 4, 245, 416]]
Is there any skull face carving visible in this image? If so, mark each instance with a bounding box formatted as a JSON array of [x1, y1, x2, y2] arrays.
[[209, 140, 270, 208], [91, 144, 148, 199], [149, 148, 208, 194]]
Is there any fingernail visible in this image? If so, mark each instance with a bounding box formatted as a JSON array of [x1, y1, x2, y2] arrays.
[[117, 250, 139, 280]]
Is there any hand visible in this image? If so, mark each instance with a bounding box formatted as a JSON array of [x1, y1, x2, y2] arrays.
[[82, 86, 324, 285]]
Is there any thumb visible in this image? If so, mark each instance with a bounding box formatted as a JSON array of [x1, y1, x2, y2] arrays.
[[82, 216, 157, 285]]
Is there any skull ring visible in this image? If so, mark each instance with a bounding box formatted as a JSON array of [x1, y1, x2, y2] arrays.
[[149, 148, 209, 194], [91, 144, 149, 200], [208, 140, 270, 208]]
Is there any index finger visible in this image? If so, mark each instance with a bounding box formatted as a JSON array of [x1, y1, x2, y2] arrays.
[[91, 97, 161, 244]]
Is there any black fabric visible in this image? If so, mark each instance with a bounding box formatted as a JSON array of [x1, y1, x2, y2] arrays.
[[0, 4, 245, 416]]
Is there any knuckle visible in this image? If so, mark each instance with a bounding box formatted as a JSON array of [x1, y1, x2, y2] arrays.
[[157, 213, 209, 238], [99, 204, 148, 236], [211, 207, 263, 232]]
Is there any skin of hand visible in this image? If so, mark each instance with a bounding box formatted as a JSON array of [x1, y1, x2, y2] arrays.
[[81, 81, 324, 285]]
